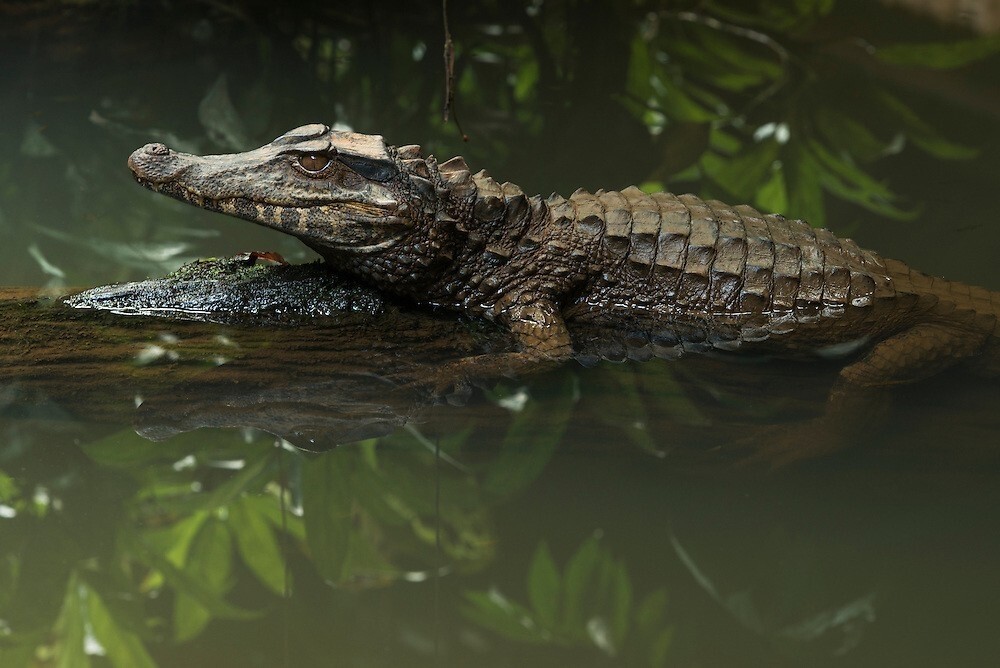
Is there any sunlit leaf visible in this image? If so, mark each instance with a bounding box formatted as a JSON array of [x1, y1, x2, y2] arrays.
[[0, 469, 17, 501], [513, 60, 539, 101], [86, 585, 155, 668], [229, 496, 287, 595], [877, 35, 1000, 69], [755, 168, 788, 214], [701, 139, 781, 199], [527, 542, 560, 628], [173, 518, 234, 641]]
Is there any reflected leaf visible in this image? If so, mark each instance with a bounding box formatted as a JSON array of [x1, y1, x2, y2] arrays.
[[634, 590, 672, 668], [33, 224, 193, 273], [173, 518, 234, 641], [124, 529, 259, 622], [302, 450, 353, 583], [245, 490, 306, 543], [0, 644, 36, 668], [482, 374, 576, 499], [464, 534, 671, 661], [562, 534, 601, 633], [527, 542, 560, 628], [53, 574, 90, 668], [462, 589, 547, 643], [86, 583, 155, 668], [229, 496, 287, 595], [194, 450, 276, 514]]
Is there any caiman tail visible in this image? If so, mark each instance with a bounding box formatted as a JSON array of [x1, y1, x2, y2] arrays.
[[885, 258, 1000, 379]]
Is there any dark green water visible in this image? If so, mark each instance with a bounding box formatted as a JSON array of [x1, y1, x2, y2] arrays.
[[2, 2, 999, 666]]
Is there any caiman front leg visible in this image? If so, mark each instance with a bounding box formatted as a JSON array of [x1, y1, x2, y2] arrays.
[[748, 322, 988, 466]]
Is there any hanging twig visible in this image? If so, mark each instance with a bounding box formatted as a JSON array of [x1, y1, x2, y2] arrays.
[[442, 0, 469, 141]]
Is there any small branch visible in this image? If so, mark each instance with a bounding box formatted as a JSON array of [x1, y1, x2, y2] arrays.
[[442, 0, 469, 141]]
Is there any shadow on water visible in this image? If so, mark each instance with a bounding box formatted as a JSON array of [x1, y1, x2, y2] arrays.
[[1, 0, 999, 666]]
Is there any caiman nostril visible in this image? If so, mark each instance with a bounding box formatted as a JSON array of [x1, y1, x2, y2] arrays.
[[145, 143, 170, 156]]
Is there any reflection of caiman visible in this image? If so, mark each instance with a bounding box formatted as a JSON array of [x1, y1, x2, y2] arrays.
[[128, 124, 999, 395]]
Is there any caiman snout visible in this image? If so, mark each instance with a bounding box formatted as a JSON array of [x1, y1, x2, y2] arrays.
[[128, 143, 189, 183]]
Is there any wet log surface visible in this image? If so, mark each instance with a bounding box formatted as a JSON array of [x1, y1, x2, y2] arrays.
[[1, 258, 514, 449]]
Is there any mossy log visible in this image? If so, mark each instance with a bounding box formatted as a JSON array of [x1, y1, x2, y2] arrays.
[[1, 259, 511, 449]]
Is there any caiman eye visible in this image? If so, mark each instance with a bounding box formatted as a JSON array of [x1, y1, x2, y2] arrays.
[[296, 153, 332, 174]]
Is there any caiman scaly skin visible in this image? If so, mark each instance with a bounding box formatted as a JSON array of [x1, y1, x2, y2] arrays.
[[128, 124, 1000, 390]]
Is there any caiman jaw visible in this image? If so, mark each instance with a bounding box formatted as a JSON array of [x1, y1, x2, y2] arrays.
[[127, 134, 411, 253]]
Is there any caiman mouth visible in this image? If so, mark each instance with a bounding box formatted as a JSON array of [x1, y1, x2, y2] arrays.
[[133, 174, 405, 252]]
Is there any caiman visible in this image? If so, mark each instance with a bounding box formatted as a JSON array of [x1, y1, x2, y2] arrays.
[[127, 124, 1000, 400]]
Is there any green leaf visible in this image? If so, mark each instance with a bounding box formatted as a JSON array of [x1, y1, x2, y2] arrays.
[[755, 168, 788, 214], [229, 496, 287, 595], [86, 585, 156, 668], [527, 542, 561, 628], [0, 469, 18, 501], [701, 139, 781, 200], [301, 451, 354, 583], [173, 518, 234, 641], [815, 108, 892, 160], [513, 59, 539, 101], [807, 140, 918, 220], [877, 35, 1000, 69]]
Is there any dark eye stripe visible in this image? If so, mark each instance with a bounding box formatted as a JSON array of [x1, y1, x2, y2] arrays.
[[337, 153, 395, 182]]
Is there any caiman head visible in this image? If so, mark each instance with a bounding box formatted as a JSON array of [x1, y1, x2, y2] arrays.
[[128, 124, 477, 288]]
